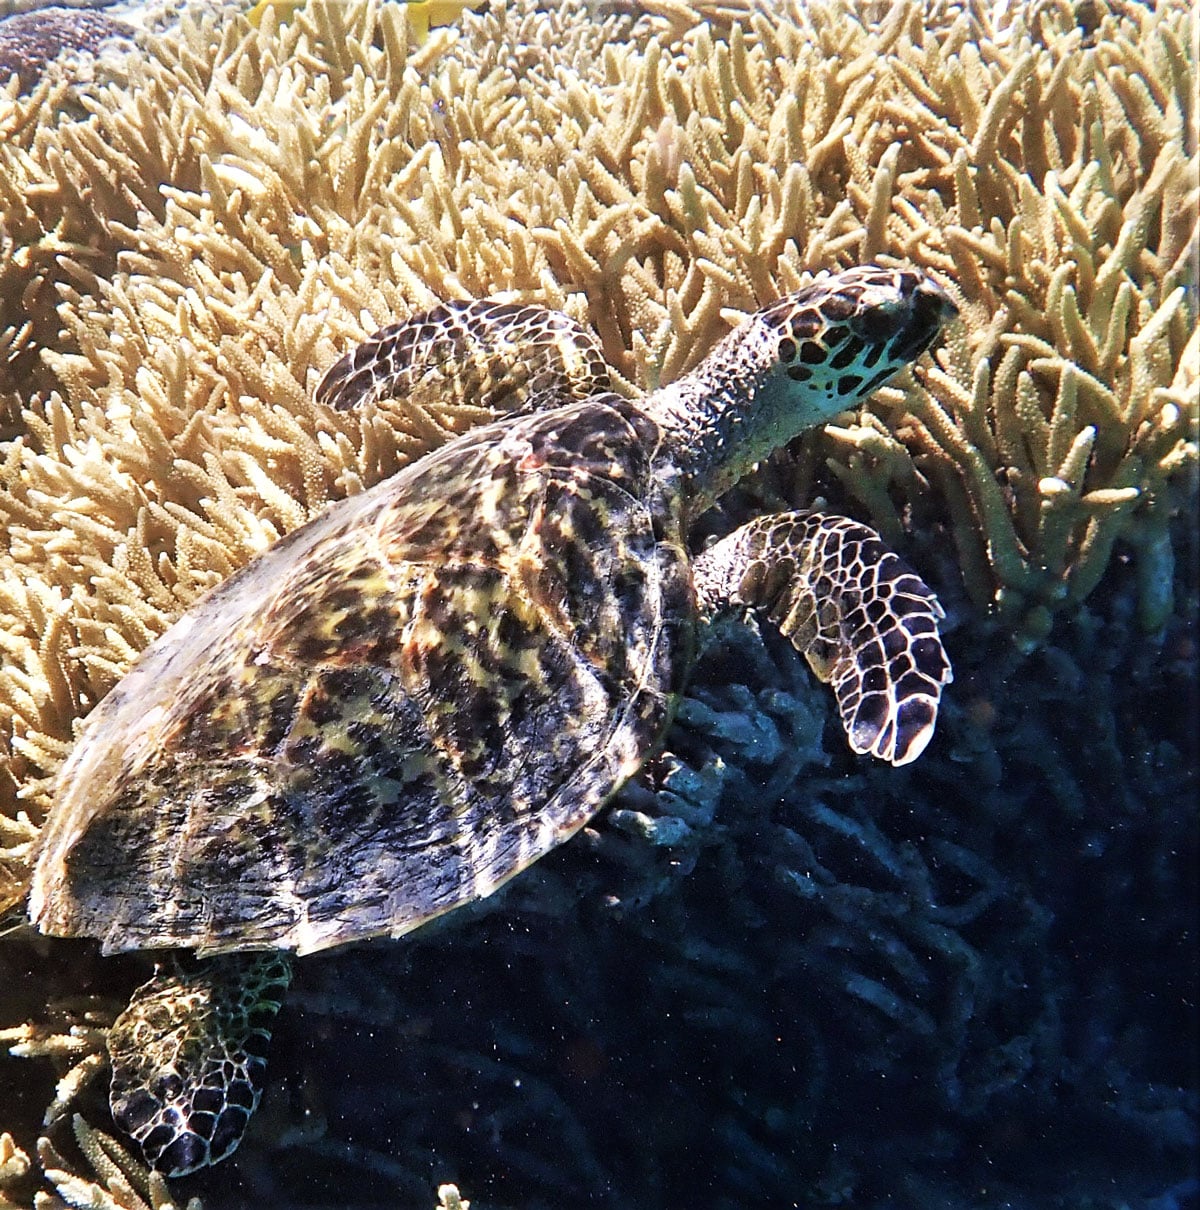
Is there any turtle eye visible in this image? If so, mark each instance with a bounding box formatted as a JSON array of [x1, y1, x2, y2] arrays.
[[819, 293, 857, 322], [851, 302, 908, 344]]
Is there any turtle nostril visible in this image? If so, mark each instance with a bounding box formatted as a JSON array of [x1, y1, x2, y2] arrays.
[[913, 282, 956, 330], [889, 280, 956, 360]]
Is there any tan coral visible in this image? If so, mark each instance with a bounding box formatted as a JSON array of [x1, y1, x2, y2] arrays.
[[0, 0, 1194, 948], [806, 0, 1198, 642], [0, 0, 1195, 1199], [36, 1117, 203, 1210]]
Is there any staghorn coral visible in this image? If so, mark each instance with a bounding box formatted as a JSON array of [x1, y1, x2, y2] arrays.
[[821, 0, 1200, 643], [33, 1117, 201, 1210], [0, 0, 1196, 1203], [0, 0, 1193, 872], [0, 0, 1189, 876]]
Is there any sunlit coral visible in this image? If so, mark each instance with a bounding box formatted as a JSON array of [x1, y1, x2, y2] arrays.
[[0, 0, 1195, 1199], [1, 0, 1194, 914], [1, 2, 1192, 863]]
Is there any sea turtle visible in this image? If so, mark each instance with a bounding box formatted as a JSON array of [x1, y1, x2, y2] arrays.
[[28, 264, 956, 1176]]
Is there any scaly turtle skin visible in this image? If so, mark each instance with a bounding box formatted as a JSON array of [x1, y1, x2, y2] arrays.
[[28, 265, 956, 1176]]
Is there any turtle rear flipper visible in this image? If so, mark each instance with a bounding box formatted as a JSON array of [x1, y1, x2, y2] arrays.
[[316, 298, 611, 416], [108, 953, 292, 1177], [694, 511, 952, 766]]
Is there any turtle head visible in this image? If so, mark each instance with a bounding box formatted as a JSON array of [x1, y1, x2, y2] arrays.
[[757, 265, 957, 413], [646, 265, 957, 507]]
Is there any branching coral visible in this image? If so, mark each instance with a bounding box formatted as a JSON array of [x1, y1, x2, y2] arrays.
[[1, 0, 1195, 859], [844, 0, 1200, 643], [35, 1117, 200, 1210], [0, 0, 1195, 1202], [0, 0, 1193, 882]]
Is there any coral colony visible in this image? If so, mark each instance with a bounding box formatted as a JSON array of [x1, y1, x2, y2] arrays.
[[0, 0, 1195, 1205]]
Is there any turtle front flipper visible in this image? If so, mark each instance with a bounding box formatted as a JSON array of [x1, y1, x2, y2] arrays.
[[316, 298, 611, 416], [108, 952, 292, 1176], [694, 511, 951, 766]]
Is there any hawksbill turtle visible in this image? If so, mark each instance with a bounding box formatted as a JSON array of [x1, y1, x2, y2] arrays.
[[28, 264, 956, 1176]]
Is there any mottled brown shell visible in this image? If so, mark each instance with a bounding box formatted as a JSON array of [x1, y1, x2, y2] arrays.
[[30, 395, 695, 957]]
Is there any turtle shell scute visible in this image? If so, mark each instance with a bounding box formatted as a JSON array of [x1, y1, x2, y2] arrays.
[[31, 396, 696, 957]]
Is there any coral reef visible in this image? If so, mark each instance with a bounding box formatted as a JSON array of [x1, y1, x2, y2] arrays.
[[1, 0, 1195, 854], [0, 5, 132, 93], [0, 1116, 200, 1210], [0, 0, 1196, 1204], [0, 0, 1192, 871]]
